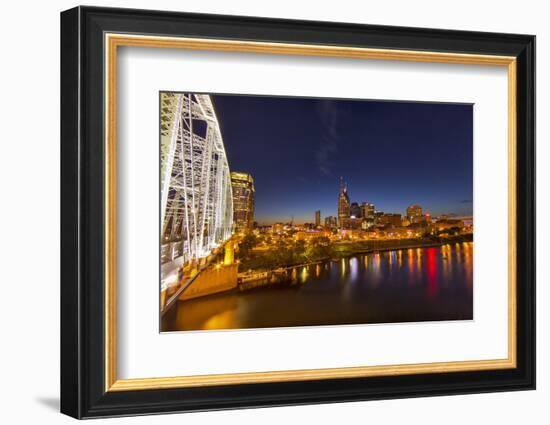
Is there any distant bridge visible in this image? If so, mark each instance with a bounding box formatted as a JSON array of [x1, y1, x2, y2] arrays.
[[160, 93, 234, 293]]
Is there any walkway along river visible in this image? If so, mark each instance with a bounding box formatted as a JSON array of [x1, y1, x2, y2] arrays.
[[161, 242, 473, 332]]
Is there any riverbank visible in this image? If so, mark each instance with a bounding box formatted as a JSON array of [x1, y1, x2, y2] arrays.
[[331, 233, 473, 258], [236, 234, 473, 291], [239, 233, 473, 274]]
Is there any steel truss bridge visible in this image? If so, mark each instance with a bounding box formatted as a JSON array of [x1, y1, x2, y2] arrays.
[[160, 93, 233, 288]]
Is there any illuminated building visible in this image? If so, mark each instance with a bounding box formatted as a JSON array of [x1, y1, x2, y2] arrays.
[[231, 171, 255, 233], [361, 219, 370, 230], [272, 223, 285, 234], [315, 210, 321, 227], [284, 223, 294, 232], [359, 203, 375, 228], [378, 213, 402, 226], [294, 230, 331, 241], [361, 202, 375, 219], [433, 219, 464, 231], [406, 204, 423, 224], [349, 217, 363, 229], [338, 177, 350, 229], [325, 216, 338, 229]]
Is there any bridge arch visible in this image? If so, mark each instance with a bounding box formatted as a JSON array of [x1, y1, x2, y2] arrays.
[[160, 93, 234, 285]]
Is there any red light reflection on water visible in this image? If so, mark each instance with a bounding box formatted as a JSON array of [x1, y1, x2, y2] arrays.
[[426, 247, 439, 300]]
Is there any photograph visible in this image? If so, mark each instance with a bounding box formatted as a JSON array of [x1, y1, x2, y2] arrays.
[[57, 5, 536, 419], [159, 92, 474, 332]]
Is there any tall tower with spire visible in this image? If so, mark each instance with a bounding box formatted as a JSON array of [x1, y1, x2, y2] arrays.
[[338, 177, 350, 229]]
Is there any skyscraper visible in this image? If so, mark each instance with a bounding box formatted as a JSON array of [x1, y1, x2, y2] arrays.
[[231, 172, 255, 233], [407, 205, 423, 224], [315, 210, 321, 227], [361, 202, 375, 220], [378, 213, 402, 226], [350, 202, 362, 218], [324, 216, 338, 229], [338, 177, 350, 229]]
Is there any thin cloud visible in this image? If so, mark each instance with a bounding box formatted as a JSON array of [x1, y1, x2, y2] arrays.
[[315, 100, 341, 176]]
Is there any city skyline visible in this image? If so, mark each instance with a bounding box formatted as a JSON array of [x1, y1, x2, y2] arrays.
[[212, 94, 473, 225], [247, 177, 472, 227]]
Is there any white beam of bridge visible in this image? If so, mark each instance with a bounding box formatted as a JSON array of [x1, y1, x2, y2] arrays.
[[160, 93, 233, 265]]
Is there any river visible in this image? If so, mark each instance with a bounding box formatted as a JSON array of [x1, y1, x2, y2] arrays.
[[161, 242, 473, 331]]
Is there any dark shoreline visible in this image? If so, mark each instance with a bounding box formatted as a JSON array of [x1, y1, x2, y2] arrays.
[[332, 233, 473, 258], [243, 233, 473, 273], [234, 234, 473, 292]]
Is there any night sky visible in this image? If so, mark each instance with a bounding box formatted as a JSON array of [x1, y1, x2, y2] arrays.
[[212, 94, 473, 225]]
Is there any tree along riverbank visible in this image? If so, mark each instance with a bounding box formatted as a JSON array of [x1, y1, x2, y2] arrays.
[[238, 233, 473, 273]]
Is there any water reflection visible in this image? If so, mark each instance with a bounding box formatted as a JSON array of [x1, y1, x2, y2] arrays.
[[425, 247, 438, 300], [300, 266, 308, 284], [163, 244, 474, 331], [349, 257, 359, 282]]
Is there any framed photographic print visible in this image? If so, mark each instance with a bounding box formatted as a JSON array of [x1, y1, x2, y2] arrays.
[[60, 6, 535, 419]]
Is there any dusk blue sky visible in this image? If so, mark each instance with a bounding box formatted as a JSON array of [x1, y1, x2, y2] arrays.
[[212, 94, 473, 225]]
